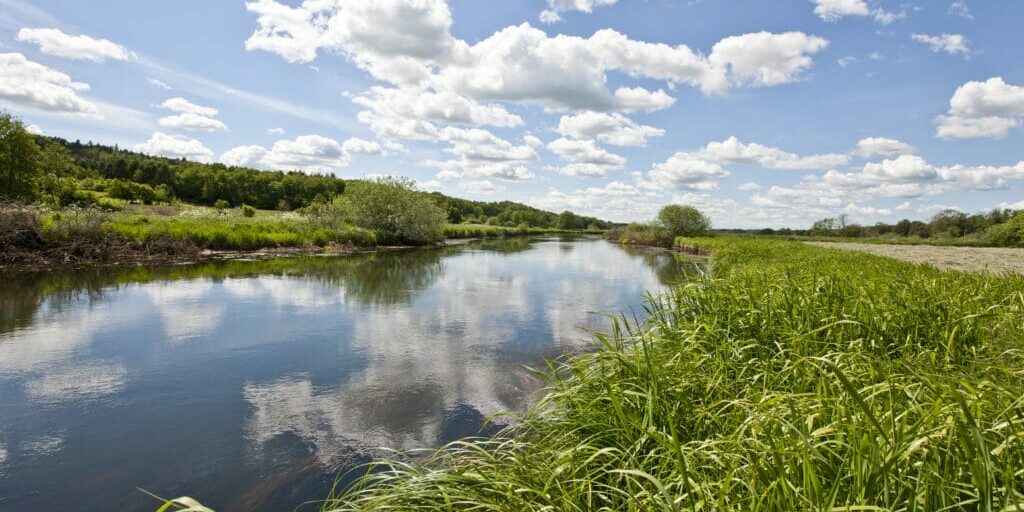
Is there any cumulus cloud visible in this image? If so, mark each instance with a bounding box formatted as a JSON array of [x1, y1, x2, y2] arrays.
[[16, 28, 132, 62], [134, 132, 214, 162], [0, 53, 96, 114], [812, 0, 901, 24], [948, 2, 973, 19], [539, 0, 619, 24], [341, 137, 382, 155], [708, 32, 829, 87], [425, 127, 538, 181], [640, 154, 729, 191], [694, 137, 850, 170], [547, 137, 626, 178], [246, 2, 827, 113], [557, 112, 665, 146], [854, 137, 915, 158], [267, 127, 285, 136], [352, 86, 522, 140], [221, 134, 359, 172], [813, 0, 871, 21], [157, 97, 227, 132], [912, 33, 971, 56], [937, 77, 1024, 139]]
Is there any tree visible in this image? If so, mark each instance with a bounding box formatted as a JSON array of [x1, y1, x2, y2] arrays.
[[657, 204, 711, 237], [329, 177, 447, 244], [0, 112, 42, 200]]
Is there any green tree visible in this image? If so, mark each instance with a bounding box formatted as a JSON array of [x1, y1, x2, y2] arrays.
[[657, 204, 711, 237], [0, 113, 42, 200], [330, 177, 447, 244]]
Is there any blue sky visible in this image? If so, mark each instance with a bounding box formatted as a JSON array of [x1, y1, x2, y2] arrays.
[[1, 0, 1022, 227]]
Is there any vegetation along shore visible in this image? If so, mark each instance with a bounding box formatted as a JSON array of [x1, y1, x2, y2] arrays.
[[0, 113, 609, 268]]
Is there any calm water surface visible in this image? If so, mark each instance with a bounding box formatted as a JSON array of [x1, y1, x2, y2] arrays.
[[0, 236, 700, 511]]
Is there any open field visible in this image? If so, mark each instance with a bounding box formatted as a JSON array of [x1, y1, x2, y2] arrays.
[[808, 241, 1024, 274]]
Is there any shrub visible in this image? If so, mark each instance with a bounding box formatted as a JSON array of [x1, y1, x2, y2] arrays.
[[984, 211, 1024, 247], [657, 204, 711, 237], [214, 199, 230, 211], [327, 177, 447, 244], [241, 204, 256, 218]]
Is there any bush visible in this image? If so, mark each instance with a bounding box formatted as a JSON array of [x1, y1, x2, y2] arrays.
[[605, 222, 674, 247], [657, 204, 711, 237], [984, 211, 1024, 247], [326, 177, 447, 244], [241, 204, 256, 218], [214, 199, 230, 211]]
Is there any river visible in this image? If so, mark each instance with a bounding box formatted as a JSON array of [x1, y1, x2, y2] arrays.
[[0, 235, 701, 511]]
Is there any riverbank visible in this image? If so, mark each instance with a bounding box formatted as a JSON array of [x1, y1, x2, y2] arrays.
[[307, 236, 1024, 511], [807, 241, 1024, 274], [0, 204, 602, 270]]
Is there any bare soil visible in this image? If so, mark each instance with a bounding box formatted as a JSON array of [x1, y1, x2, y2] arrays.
[[807, 242, 1024, 274]]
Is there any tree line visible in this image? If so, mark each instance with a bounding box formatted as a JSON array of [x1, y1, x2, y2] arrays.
[[0, 112, 614, 230]]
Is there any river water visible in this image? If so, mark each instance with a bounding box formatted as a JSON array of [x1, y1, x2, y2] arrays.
[[0, 236, 701, 511]]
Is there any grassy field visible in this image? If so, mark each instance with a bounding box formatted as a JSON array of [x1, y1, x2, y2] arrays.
[[282, 236, 1024, 511], [808, 241, 1024, 274]]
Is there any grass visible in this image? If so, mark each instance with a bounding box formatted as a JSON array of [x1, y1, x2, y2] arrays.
[[107, 213, 377, 250], [309, 236, 1024, 511]]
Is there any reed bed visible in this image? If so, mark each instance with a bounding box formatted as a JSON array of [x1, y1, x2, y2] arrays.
[[316, 237, 1024, 511]]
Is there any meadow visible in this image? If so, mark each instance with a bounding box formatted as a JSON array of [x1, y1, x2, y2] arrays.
[[298, 236, 1024, 511]]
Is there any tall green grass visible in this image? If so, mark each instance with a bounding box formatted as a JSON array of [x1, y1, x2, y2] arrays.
[[320, 237, 1024, 511], [107, 214, 377, 250]]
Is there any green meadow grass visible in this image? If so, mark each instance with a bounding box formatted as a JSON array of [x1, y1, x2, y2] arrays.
[[311, 236, 1024, 511], [106, 213, 377, 250]]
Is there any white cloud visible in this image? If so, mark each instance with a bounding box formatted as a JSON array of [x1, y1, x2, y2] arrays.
[[737, 181, 761, 191], [245, 0, 457, 85], [557, 112, 665, 147], [694, 136, 850, 170], [640, 154, 729, 191], [352, 86, 522, 140], [547, 137, 626, 178], [25, 123, 45, 135], [134, 132, 214, 162], [160, 97, 218, 117], [158, 113, 227, 132], [912, 33, 971, 56], [16, 28, 132, 62], [708, 32, 829, 87], [854, 137, 915, 158], [948, 2, 973, 20], [861, 155, 938, 182], [221, 134, 351, 172], [0, 53, 96, 114], [813, 0, 870, 22], [341, 137, 382, 155], [539, 0, 619, 24], [936, 77, 1024, 139], [812, 1, 902, 25], [267, 127, 285, 136], [147, 77, 172, 90], [246, 4, 827, 113], [158, 97, 227, 132], [424, 127, 538, 181]]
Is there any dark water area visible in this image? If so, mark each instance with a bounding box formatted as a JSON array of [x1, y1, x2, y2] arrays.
[[0, 236, 703, 511]]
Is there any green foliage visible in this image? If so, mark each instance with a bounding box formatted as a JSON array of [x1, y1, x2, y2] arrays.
[[108, 213, 375, 250], [429, 193, 612, 230], [806, 208, 1021, 246], [605, 222, 673, 247], [0, 112, 42, 200], [322, 237, 1024, 512], [329, 177, 448, 244], [241, 204, 256, 218], [657, 204, 710, 237], [214, 199, 230, 211], [983, 210, 1024, 247], [107, 179, 158, 204]]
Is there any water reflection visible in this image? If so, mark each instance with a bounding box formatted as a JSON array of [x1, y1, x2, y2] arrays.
[[0, 237, 702, 512]]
